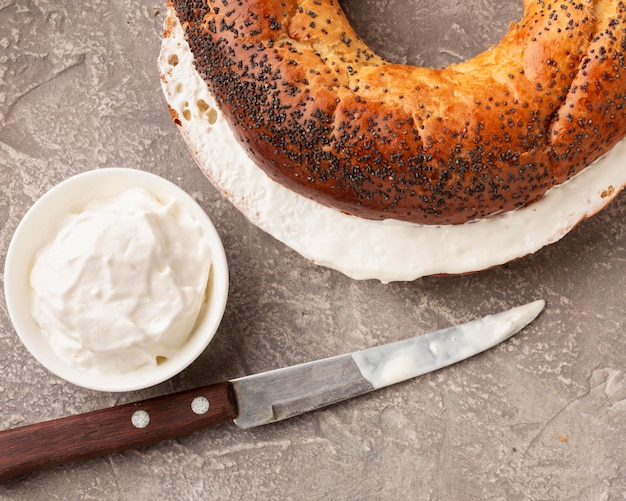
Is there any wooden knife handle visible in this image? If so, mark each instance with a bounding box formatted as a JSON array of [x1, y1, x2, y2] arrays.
[[0, 382, 237, 483]]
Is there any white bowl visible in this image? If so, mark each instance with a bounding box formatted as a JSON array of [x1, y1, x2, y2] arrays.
[[4, 168, 229, 392]]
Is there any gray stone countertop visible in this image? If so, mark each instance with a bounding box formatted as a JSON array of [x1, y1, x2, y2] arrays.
[[0, 1, 625, 499]]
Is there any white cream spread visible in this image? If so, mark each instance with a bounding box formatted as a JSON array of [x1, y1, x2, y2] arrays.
[[29, 188, 212, 375], [351, 300, 545, 389], [159, 11, 626, 283]]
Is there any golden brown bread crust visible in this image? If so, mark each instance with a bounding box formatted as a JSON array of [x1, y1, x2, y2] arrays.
[[169, 0, 626, 224]]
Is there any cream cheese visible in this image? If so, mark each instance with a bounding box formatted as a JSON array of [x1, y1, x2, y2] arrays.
[[29, 187, 212, 375], [350, 300, 545, 389]]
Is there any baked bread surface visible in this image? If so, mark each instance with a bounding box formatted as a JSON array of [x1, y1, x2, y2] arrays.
[[169, 0, 626, 224]]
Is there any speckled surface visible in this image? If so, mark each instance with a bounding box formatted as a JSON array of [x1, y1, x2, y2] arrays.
[[1, 1, 625, 499]]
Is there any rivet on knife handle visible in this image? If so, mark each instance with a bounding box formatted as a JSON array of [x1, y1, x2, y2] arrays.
[[0, 382, 237, 483]]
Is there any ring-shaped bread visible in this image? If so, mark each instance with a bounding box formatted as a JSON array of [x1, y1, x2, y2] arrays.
[[166, 0, 626, 225]]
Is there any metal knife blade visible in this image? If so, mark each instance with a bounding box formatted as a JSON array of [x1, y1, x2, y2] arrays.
[[231, 299, 545, 428], [0, 300, 544, 482]]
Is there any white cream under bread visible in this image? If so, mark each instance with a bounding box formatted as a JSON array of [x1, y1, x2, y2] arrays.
[[159, 1, 626, 282]]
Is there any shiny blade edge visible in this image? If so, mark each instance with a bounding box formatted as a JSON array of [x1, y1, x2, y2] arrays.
[[231, 300, 545, 429]]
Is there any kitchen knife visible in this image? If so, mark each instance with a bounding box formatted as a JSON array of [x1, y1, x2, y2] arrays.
[[0, 300, 544, 482]]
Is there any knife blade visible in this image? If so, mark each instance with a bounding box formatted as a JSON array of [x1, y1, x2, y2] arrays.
[[0, 300, 544, 482]]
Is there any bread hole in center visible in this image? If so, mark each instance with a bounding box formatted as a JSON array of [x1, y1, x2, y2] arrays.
[[339, 0, 523, 68]]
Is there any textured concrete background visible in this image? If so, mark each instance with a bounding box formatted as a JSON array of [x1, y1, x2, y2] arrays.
[[1, 0, 625, 499]]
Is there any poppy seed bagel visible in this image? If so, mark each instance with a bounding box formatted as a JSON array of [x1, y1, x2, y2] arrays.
[[167, 0, 626, 225]]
